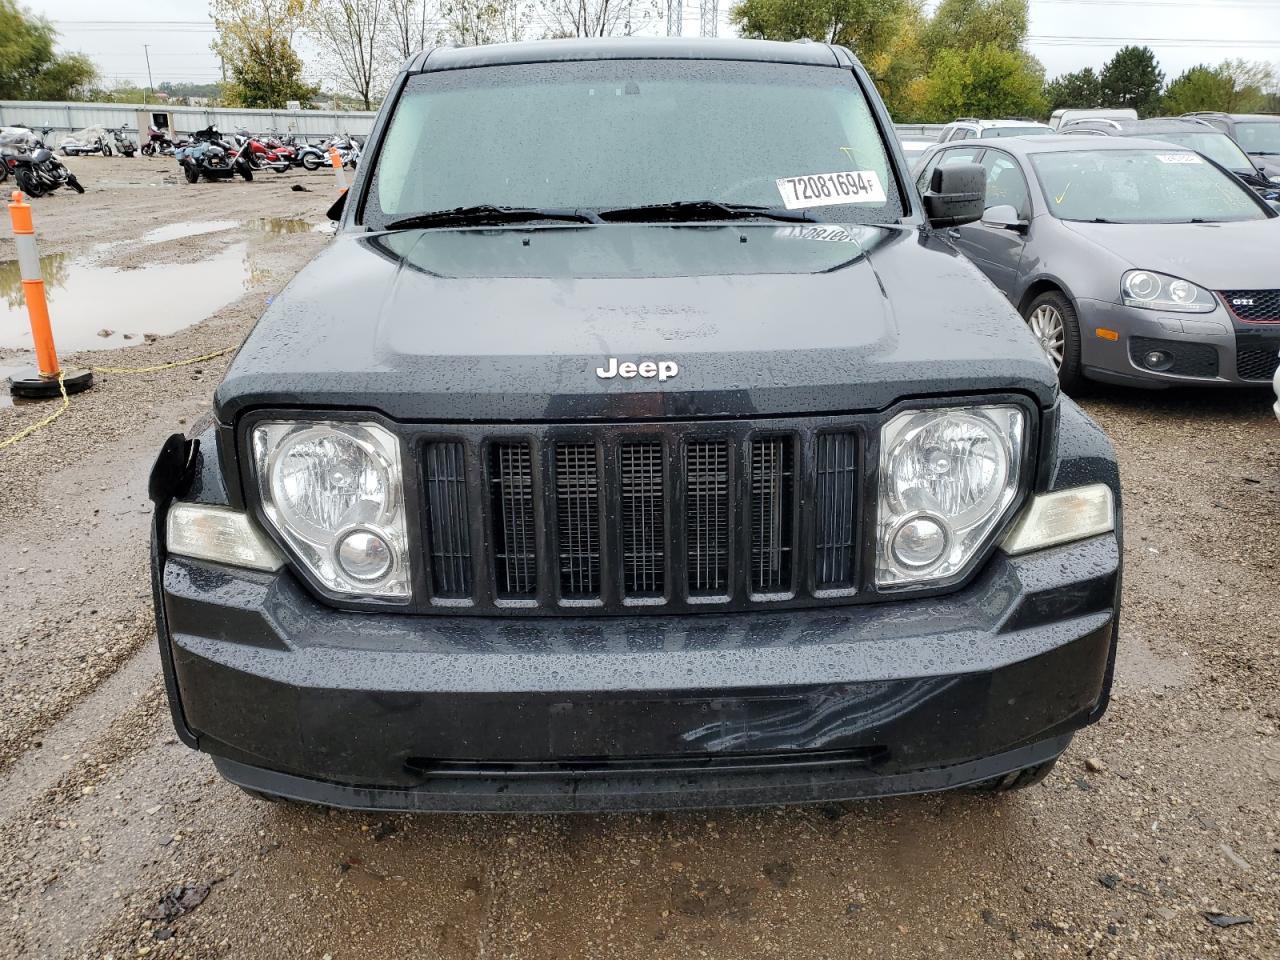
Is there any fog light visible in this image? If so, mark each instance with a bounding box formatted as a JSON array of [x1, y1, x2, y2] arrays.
[[890, 515, 949, 569], [1143, 350, 1173, 372], [335, 528, 393, 582]]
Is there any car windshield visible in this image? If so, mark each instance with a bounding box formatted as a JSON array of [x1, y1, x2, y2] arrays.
[[1149, 131, 1254, 170], [1030, 148, 1267, 223], [981, 126, 1050, 138], [368, 59, 903, 225], [1234, 121, 1280, 154]]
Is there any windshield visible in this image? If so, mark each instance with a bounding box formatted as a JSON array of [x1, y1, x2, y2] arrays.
[[981, 126, 1051, 138], [1030, 148, 1267, 223], [1151, 131, 1253, 170], [1235, 121, 1280, 155], [368, 60, 903, 225]]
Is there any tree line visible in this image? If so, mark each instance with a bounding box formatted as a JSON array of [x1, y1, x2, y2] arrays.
[[2, 0, 1277, 119]]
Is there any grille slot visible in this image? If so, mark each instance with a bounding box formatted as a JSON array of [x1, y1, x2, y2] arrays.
[[1237, 345, 1280, 381], [554, 443, 601, 599], [620, 441, 666, 597], [423, 441, 473, 598], [750, 436, 795, 594], [1220, 289, 1280, 323], [814, 433, 858, 589], [489, 442, 538, 598], [685, 440, 730, 595]]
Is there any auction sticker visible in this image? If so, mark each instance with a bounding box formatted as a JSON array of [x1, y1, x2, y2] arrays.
[[776, 171, 886, 209], [1156, 153, 1202, 164]]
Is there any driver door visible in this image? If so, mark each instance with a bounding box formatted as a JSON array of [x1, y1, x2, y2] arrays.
[[951, 150, 1032, 299]]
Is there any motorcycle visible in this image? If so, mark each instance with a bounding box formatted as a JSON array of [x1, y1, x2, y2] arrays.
[[109, 126, 137, 158], [140, 124, 174, 156], [60, 128, 113, 157], [295, 138, 330, 171], [1, 132, 85, 197], [174, 126, 253, 183], [234, 131, 291, 174]]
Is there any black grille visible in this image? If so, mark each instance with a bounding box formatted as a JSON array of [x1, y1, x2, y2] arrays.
[[685, 440, 730, 595], [489, 442, 538, 598], [750, 436, 795, 594], [620, 441, 666, 596], [1220, 290, 1280, 323], [555, 443, 601, 598], [423, 442, 472, 598], [1237, 345, 1280, 381], [814, 433, 858, 589], [1129, 337, 1219, 378]]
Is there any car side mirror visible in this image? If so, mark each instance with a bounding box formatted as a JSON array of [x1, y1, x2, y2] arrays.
[[981, 204, 1029, 233], [923, 163, 986, 228], [326, 189, 347, 221]]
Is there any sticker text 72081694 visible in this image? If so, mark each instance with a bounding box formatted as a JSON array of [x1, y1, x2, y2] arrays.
[[776, 171, 886, 210]]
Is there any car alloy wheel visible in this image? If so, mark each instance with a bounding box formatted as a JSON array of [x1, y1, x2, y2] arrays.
[[1028, 304, 1065, 369]]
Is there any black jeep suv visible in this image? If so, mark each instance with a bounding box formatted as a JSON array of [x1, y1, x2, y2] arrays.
[[150, 38, 1123, 812]]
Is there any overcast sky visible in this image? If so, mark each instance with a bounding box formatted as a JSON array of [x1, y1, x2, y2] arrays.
[[28, 0, 1280, 91]]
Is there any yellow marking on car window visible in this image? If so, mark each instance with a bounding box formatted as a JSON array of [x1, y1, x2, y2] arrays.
[[1055, 182, 1072, 205]]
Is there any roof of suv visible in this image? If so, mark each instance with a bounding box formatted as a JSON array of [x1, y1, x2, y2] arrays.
[[948, 118, 1052, 129], [411, 37, 850, 73], [1185, 112, 1280, 122], [1064, 118, 1223, 135], [954, 135, 1212, 156]]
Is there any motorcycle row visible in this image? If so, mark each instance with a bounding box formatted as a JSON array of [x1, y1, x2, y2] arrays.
[[0, 121, 363, 197]]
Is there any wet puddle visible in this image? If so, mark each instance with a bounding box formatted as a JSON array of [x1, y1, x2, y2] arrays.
[[0, 216, 328, 353], [0, 363, 27, 409], [0, 243, 251, 352]]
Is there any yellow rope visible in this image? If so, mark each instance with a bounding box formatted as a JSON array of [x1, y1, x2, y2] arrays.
[[0, 346, 238, 451], [0, 373, 69, 451]]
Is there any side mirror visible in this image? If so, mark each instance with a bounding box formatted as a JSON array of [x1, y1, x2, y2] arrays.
[[981, 204, 1029, 233], [326, 189, 347, 222], [923, 163, 986, 228]]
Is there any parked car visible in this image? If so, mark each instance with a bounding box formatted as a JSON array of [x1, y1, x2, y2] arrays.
[[913, 135, 1280, 390], [1061, 117, 1280, 198], [938, 117, 1054, 142], [1049, 108, 1138, 130], [899, 138, 937, 167], [150, 37, 1122, 813], [1182, 112, 1280, 181]]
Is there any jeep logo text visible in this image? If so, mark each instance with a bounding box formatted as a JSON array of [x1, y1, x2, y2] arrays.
[[596, 358, 679, 382]]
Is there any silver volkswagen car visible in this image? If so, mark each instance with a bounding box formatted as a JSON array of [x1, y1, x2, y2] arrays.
[[914, 136, 1280, 389]]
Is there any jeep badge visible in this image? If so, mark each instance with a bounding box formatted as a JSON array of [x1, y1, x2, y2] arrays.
[[596, 358, 679, 382]]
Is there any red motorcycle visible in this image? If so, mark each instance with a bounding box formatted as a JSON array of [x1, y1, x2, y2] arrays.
[[262, 135, 298, 167], [234, 131, 291, 173]]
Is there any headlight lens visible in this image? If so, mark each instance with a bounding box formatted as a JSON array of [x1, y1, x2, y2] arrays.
[[1121, 270, 1215, 313], [252, 421, 410, 599], [877, 406, 1025, 586]]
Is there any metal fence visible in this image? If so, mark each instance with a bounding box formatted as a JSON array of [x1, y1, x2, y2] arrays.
[[0, 101, 376, 141]]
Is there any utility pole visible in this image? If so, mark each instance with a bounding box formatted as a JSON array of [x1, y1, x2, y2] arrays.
[[144, 44, 155, 104], [700, 0, 717, 37], [667, 0, 682, 36]]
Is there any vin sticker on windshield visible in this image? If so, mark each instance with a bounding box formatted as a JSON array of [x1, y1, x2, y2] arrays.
[[776, 171, 886, 209], [1156, 153, 1202, 164]]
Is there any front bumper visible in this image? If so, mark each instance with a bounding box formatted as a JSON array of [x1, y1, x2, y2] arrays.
[[155, 531, 1121, 812], [1075, 298, 1280, 388]]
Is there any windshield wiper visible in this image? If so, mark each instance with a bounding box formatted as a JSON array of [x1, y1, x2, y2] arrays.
[[383, 205, 603, 230], [598, 200, 816, 224]]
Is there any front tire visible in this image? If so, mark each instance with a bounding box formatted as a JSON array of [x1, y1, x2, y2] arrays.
[[65, 173, 84, 194], [102, 143, 112, 157], [301, 154, 321, 171], [183, 162, 200, 184], [1023, 290, 1083, 392]]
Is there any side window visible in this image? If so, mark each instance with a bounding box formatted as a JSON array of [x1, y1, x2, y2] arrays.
[[980, 151, 1030, 219], [917, 147, 981, 193], [954, 128, 974, 141]]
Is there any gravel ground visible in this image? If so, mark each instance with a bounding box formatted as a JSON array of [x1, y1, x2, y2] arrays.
[[0, 155, 1277, 960]]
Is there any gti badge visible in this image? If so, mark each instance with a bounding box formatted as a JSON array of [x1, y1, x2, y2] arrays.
[[596, 358, 679, 382], [1232, 298, 1255, 307]]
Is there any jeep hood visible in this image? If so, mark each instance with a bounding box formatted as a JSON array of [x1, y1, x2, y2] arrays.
[[217, 223, 1057, 422], [1061, 218, 1280, 288]]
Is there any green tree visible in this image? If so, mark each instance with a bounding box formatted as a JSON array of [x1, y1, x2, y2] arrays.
[[1100, 45, 1164, 116], [920, 0, 1028, 56], [730, 0, 917, 68], [1161, 65, 1231, 115], [0, 0, 96, 100], [1214, 58, 1277, 112], [1044, 67, 1101, 111], [211, 0, 319, 108], [911, 42, 1045, 122]]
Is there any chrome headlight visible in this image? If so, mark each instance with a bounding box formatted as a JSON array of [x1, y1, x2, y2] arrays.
[[1121, 270, 1215, 313], [876, 406, 1025, 586], [251, 420, 410, 599]]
